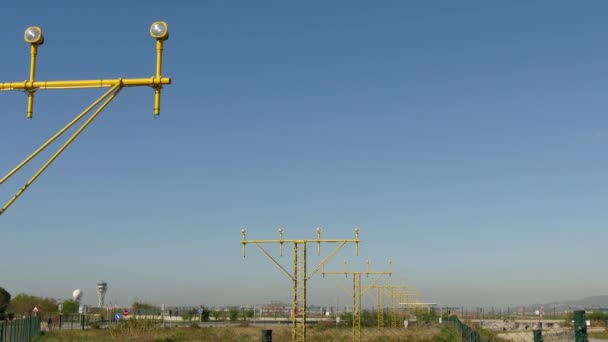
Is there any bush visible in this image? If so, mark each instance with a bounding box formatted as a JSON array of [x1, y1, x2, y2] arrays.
[[132, 302, 161, 315], [0, 287, 11, 320], [61, 300, 79, 314], [8, 294, 56, 316], [181, 310, 194, 322], [229, 308, 239, 321]]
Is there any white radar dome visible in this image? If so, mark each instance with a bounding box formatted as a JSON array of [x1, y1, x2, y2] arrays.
[[72, 289, 83, 301]]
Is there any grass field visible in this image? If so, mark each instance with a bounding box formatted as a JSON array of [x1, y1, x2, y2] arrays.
[[589, 328, 608, 340], [34, 321, 459, 341]]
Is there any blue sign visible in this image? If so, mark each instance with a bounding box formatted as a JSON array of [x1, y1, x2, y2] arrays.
[[115, 313, 121, 321], [198, 308, 203, 314]]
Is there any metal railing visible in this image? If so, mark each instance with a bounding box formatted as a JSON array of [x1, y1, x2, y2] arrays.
[[0, 317, 40, 342]]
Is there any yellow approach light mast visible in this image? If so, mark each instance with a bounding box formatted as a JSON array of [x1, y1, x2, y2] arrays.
[[322, 259, 392, 342], [0, 22, 171, 216], [241, 227, 360, 342], [370, 281, 418, 328]]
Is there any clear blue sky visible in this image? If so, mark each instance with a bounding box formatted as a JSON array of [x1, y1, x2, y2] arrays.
[[1, 1, 607, 309]]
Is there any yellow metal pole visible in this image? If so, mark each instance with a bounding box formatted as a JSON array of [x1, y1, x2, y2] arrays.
[[156, 40, 163, 79], [301, 243, 307, 341], [0, 85, 119, 185], [26, 44, 38, 119], [378, 287, 384, 328], [353, 273, 361, 342], [292, 242, 298, 342], [241, 228, 360, 342], [391, 287, 397, 328], [154, 40, 164, 116], [253, 243, 293, 281], [0, 86, 123, 216], [323, 264, 391, 342]]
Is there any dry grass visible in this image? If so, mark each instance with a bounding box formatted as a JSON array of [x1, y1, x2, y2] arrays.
[[589, 327, 608, 340], [35, 322, 457, 342]]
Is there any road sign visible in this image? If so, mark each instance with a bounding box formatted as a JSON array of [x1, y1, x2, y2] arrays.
[[115, 313, 121, 321], [123, 310, 129, 317], [198, 308, 203, 314], [32, 306, 39, 313]]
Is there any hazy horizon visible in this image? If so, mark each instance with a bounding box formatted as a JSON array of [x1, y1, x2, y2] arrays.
[[2, 1, 607, 310]]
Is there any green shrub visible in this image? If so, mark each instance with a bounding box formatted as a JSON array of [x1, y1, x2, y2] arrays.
[[0, 287, 11, 319]]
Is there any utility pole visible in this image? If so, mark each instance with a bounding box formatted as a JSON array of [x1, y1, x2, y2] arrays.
[[322, 259, 392, 342], [241, 227, 360, 342], [0, 22, 171, 216]]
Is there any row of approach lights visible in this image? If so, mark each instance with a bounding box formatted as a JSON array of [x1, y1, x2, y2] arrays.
[[17, 21, 169, 120], [0, 22, 171, 217], [241, 227, 361, 257], [24, 21, 169, 45]]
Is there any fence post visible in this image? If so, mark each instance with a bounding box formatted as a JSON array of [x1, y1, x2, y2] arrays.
[[261, 329, 272, 342], [574, 310, 588, 342], [35, 316, 41, 337], [533, 329, 543, 342]]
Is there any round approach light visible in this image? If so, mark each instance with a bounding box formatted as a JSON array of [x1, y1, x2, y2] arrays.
[[24, 26, 44, 45], [150, 21, 169, 40]]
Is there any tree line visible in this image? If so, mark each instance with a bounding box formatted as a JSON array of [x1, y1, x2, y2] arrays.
[[0, 286, 80, 320]]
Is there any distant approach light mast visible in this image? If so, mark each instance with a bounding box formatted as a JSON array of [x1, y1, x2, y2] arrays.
[[241, 227, 360, 342], [370, 280, 418, 329], [97, 282, 108, 308], [0, 22, 171, 216], [322, 259, 392, 342]]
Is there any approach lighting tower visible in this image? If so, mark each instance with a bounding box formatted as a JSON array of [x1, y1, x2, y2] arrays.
[[241, 227, 360, 342], [322, 259, 392, 342], [371, 281, 418, 328], [0, 22, 171, 216]]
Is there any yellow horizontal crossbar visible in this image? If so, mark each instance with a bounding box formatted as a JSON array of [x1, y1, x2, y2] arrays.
[[0, 77, 171, 91], [242, 239, 359, 244]]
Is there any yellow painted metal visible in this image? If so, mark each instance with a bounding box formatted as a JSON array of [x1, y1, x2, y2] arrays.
[[154, 40, 164, 116], [0, 23, 171, 217], [307, 242, 348, 279], [0, 77, 171, 91], [0, 86, 119, 185], [241, 228, 360, 342], [353, 273, 361, 342], [27, 44, 39, 119], [371, 282, 418, 329], [391, 288, 397, 328], [0, 85, 122, 216], [253, 243, 293, 280], [397, 286, 419, 323], [322, 261, 391, 342], [377, 287, 385, 328], [292, 242, 306, 342]]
